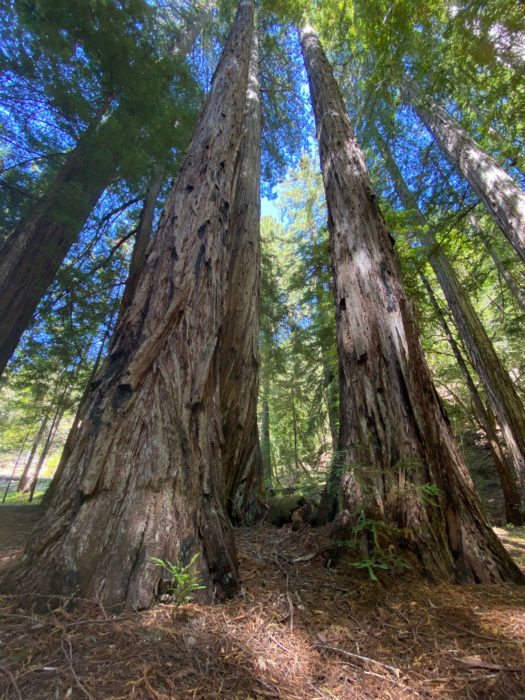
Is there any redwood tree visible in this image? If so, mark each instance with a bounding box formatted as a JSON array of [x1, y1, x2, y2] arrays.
[[300, 23, 522, 584], [6, 0, 255, 610], [403, 78, 525, 264], [420, 273, 523, 526], [218, 32, 263, 524], [371, 125, 525, 496]]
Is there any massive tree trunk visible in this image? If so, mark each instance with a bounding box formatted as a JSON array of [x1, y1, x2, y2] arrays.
[[300, 24, 522, 584], [0, 8, 210, 377], [5, 0, 254, 610], [403, 78, 525, 263], [218, 32, 263, 524], [372, 126, 525, 493], [421, 273, 524, 525]]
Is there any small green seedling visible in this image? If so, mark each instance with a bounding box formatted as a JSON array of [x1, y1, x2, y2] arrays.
[[151, 553, 206, 608]]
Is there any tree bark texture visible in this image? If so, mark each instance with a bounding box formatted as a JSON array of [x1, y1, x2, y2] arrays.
[[403, 78, 525, 263], [117, 171, 165, 318], [218, 32, 263, 524], [300, 24, 523, 584], [373, 127, 525, 493], [421, 274, 524, 526], [7, 0, 255, 610]]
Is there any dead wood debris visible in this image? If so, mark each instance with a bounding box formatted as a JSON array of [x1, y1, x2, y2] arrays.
[[0, 522, 524, 699]]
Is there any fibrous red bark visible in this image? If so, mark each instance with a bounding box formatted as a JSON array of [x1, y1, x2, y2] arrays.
[[372, 125, 525, 497], [218, 31, 263, 524], [5, 0, 255, 610], [300, 23, 523, 584]]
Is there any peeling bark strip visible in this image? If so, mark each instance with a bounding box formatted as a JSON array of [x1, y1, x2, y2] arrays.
[[6, 0, 255, 610], [218, 32, 263, 524], [403, 78, 525, 264], [300, 24, 522, 584]]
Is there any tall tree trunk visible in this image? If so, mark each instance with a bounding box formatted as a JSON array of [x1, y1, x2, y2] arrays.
[[300, 24, 522, 584], [28, 404, 65, 502], [17, 416, 50, 492], [0, 9, 210, 377], [421, 273, 524, 525], [218, 32, 263, 525], [403, 78, 525, 263], [4, 0, 255, 610], [117, 171, 165, 318], [1, 430, 31, 503], [260, 371, 272, 491], [0, 127, 113, 375], [372, 126, 525, 492]]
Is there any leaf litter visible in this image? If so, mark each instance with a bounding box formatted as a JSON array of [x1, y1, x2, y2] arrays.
[[1, 519, 524, 699]]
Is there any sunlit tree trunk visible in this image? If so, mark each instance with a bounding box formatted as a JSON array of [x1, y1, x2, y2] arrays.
[[17, 416, 50, 492], [403, 78, 525, 263], [218, 32, 263, 524], [5, 0, 254, 610], [372, 126, 525, 493], [301, 24, 522, 583], [421, 273, 524, 526], [27, 402, 65, 502]]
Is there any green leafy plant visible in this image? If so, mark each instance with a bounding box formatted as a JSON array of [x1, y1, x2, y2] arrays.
[[414, 482, 441, 505], [348, 557, 389, 582], [151, 553, 205, 608], [337, 510, 411, 580]]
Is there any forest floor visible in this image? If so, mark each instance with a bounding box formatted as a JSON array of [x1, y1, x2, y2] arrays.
[[0, 507, 525, 700]]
